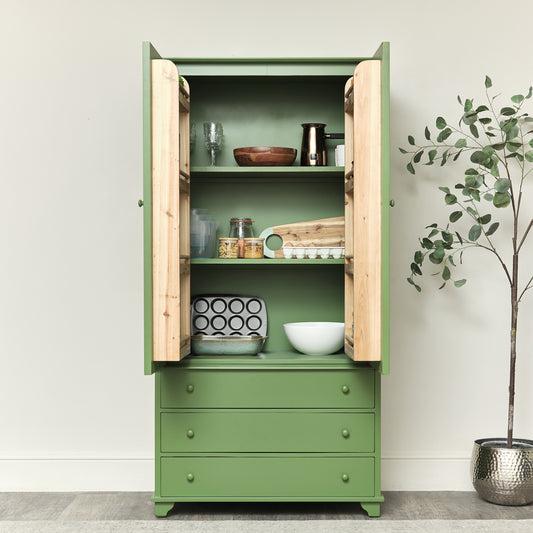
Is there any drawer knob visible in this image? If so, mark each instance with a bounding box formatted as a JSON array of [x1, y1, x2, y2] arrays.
[[342, 473, 349, 482], [186, 384, 194, 393], [342, 429, 350, 438], [187, 429, 195, 439], [187, 473, 194, 482], [341, 385, 350, 394]]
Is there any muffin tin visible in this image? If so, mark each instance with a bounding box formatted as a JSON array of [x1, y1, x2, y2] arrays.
[[191, 295, 267, 337], [282, 246, 345, 259]]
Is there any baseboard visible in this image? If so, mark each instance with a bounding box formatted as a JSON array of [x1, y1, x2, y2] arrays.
[[0, 456, 472, 492]]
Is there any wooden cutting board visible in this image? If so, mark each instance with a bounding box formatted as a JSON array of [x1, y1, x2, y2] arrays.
[[259, 217, 345, 258]]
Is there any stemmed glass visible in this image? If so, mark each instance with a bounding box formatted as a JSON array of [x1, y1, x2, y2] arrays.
[[203, 122, 223, 166]]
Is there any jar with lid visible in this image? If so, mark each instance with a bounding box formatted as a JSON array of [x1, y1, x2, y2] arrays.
[[229, 218, 255, 258]]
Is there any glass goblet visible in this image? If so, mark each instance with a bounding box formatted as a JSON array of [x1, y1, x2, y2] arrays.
[[203, 122, 223, 166]]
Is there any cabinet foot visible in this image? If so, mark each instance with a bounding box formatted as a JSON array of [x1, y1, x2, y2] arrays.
[[361, 502, 380, 517], [154, 502, 175, 517]]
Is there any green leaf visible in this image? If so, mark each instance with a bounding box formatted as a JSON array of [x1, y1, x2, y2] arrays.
[[442, 266, 451, 281], [493, 192, 511, 208], [455, 138, 467, 148], [465, 174, 483, 188], [471, 189, 481, 202], [464, 99, 473, 112], [428, 228, 439, 238], [453, 150, 463, 161], [425, 126, 431, 140], [494, 178, 510, 193], [413, 150, 424, 163], [445, 194, 457, 205], [491, 142, 506, 150], [436, 116, 447, 129], [411, 262, 422, 275], [501, 107, 516, 116], [449, 256, 456, 267], [441, 149, 450, 166], [469, 224, 482, 241], [486, 222, 500, 236], [422, 238, 433, 249], [484, 193, 494, 201], [526, 86, 533, 99], [476, 105, 489, 113], [466, 206, 477, 217], [437, 128, 452, 142], [478, 213, 491, 225], [511, 94, 524, 104], [483, 145, 495, 157], [407, 162, 415, 174], [470, 151, 489, 164], [506, 141, 522, 152], [479, 117, 492, 125], [454, 279, 467, 288], [485, 76, 492, 89], [439, 186, 450, 194], [407, 277, 422, 292], [399, 147, 408, 154], [457, 95, 463, 105], [456, 232, 463, 245], [525, 150, 533, 162], [438, 282, 446, 290], [414, 250, 423, 265], [449, 211, 463, 223], [428, 149, 438, 162], [408, 135, 415, 145], [442, 231, 453, 244]]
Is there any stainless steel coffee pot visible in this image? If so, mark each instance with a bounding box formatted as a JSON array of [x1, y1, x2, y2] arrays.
[[300, 123, 344, 166]]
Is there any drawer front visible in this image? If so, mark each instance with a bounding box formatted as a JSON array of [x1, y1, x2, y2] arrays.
[[160, 456, 375, 498], [161, 411, 374, 453], [160, 368, 374, 409]]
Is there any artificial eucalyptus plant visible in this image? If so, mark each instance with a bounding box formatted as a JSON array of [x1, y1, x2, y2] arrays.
[[401, 76, 533, 448]]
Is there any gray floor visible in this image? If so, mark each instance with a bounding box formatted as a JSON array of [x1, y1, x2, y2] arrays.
[[0, 492, 532, 521]]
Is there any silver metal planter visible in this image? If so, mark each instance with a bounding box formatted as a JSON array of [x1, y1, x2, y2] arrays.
[[471, 438, 533, 505]]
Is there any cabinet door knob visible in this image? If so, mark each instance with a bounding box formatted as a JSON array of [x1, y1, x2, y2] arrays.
[[138, 199, 144, 207], [186, 384, 194, 393], [341, 385, 350, 394], [342, 429, 350, 438], [187, 429, 195, 438], [389, 199, 395, 207], [187, 473, 194, 482], [342, 473, 349, 482]]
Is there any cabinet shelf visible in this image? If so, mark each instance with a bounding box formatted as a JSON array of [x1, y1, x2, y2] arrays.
[[191, 258, 344, 266], [191, 166, 344, 179]]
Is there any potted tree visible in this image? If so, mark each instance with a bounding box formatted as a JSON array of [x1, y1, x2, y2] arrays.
[[401, 76, 533, 505]]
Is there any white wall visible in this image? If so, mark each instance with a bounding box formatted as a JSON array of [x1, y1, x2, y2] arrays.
[[1, 0, 532, 491]]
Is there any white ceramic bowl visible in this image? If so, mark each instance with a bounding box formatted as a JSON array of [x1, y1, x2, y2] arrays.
[[283, 321, 344, 355]]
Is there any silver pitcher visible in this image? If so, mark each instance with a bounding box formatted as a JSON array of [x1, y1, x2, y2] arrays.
[[300, 123, 344, 166]]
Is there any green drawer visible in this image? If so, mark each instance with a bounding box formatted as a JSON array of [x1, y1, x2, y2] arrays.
[[161, 411, 374, 453], [160, 368, 374, 409], [160, 456, 375, 498]]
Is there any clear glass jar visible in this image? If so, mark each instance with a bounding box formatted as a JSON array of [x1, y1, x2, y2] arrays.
[[229, 218, 255, 258]]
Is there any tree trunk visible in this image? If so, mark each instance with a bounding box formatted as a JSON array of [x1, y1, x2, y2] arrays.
[[507, 252, 519, 449]]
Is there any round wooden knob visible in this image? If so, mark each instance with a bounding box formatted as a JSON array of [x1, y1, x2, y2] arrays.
[[138, 199, 144, 207], [186, 384, 194, 393], [187, 473, 194, 482], [342, 429, 350, 438], [187, 429, 195, 438], [342, 473, 349, 482], [342, 385, 350, 394], [389, 199, 395, 207]]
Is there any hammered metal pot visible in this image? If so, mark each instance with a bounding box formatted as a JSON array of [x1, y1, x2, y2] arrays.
[[471, 438, 533, 505]]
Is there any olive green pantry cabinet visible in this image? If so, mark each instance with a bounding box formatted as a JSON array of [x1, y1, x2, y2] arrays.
[[141, 41, 390, 518]]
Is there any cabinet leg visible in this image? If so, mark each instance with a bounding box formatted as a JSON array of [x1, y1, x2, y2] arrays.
[[154, 502, 175, 517], [361, 502, 380, 517]]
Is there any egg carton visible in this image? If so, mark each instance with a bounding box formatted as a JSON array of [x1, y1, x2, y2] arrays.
[[191, 295, 267, 337], [282, 246, 345, 259]]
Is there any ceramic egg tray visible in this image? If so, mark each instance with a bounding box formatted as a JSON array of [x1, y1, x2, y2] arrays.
[[191, 295, 267, 337]]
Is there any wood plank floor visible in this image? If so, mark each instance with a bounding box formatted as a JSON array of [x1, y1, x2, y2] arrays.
[[0, 492, 532, 521]]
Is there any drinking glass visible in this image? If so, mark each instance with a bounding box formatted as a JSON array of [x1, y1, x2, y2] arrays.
[[203, 122, 223, 166]]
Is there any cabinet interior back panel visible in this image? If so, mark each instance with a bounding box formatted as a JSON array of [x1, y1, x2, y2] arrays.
[[188, 76, 346, 168]]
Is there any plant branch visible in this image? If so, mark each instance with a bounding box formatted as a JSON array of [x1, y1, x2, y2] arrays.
[[517, 218, 533, 252], [518, 274, 533, 302]]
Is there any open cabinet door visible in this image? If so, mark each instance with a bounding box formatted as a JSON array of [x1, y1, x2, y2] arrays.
[[344, 43, 390, 374], [142, 43, 191, 375]]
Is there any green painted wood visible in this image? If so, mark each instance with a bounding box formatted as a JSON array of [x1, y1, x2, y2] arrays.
[[142, 42, 161, 376], [373, 42, 391, 376], [160, 411, 374, 453], [188, 76, 345, 168], [192, 166, 344, 178], [361, 502, 381, 517], [191, 258, 344, 265], [154, 502, 174, 517], [159, 367, 374, 409], [160, 456, 374, 498]]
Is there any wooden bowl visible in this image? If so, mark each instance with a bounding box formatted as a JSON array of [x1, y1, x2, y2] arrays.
[[233, 147, 297, 166]]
